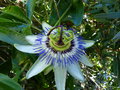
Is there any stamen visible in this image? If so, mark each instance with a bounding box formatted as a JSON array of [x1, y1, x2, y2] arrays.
[[47, 25, 62, 36]]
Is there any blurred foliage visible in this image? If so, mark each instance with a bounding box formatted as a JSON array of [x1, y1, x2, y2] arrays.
[[0, 0, 120, 90]]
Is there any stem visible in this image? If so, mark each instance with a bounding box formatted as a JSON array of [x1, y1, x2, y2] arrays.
[[47, 3, 72, 36], [32, 25, 42, 31], [54, 0, 60, 19], [33, 15, 41, 25], [54, 3, 72, 27], [43, 0, 49, 20]]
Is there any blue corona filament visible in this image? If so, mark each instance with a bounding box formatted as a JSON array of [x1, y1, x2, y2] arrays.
[[32, 26, 86, 67]]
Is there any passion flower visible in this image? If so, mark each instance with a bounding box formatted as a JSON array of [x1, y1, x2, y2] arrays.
[[14, 22, 94, 90]]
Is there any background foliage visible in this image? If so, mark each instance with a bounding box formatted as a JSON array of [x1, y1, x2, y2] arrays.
[[0, 0, 120, 90]]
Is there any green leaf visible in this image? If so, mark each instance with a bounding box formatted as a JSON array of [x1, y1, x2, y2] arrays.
[[0, 18, 22, 27], [0, 73, 23, 90], [50, 0, 84, 26], [22, 25, 32, 35], [112, 55, 120, 78], [0, 13, 23, 23], [0, 17, 32, 33], [94, 12, 120, 19], [0, 27, 29, 45], [2, 6, 30, 23], [26, 0, 37, 20], [0, 18, 12, 22], [0, 18, 29, 31]]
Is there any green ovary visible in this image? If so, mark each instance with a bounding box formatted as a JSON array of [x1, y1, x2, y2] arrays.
[[49, 40, 71, 51]]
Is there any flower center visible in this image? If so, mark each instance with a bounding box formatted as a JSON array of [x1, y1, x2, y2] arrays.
[[46, 26, 74, 52], [49, 40, 71, 51]]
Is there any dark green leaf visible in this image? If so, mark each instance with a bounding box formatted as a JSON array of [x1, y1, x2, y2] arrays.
[[0, 73, 23, 90], [26, 0, 37, 20], [112, 54, 120, 79], [94, 12, 120, 19]]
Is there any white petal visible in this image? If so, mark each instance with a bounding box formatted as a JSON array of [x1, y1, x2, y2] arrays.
[[79, 54, 93, 67], [14, 44, 38, 54], [54, 66, 67, 90], [26, 56, 50, 79], [82, 40, 95, 48], [67, 63, 85, 82], [42, 21, 52, 34], [25, 35, 37, 45]]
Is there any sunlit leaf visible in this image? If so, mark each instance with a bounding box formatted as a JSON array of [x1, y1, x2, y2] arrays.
[[0, 27, 29, 45], [0, 18, 29, 31], [2, 6, 30, 23]]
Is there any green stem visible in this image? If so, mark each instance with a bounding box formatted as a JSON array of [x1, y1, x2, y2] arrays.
[[54, 3, 72, 27], [44, 0, 49, 20], [54, 0, 60, 19], [33, 15, 42, 25], [32, 25, 42, 31]]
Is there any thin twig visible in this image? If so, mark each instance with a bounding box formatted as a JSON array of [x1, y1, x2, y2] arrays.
[[32, 25, 42, 31]]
